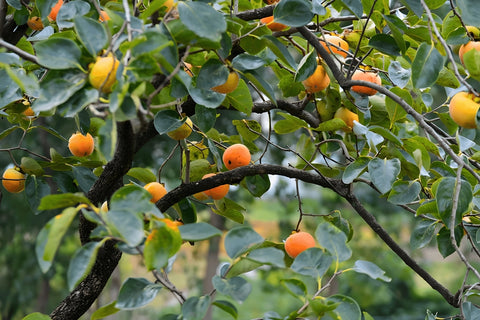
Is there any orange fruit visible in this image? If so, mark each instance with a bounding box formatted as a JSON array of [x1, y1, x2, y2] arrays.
[[163, 0, 176, 11], [319, 34, 349, 58], [167, 117, 193, 140], [160, 218, 183, 231], [144, 182, 168, 203], [48, 0, 64, 21], [449, 91, 480, 129], [99, 10, 110, 22], [88, 53, 120, 93], [212, 71, 239, 94], [334, 107, 359, 132], [68, 132, 95, 157], [350, 70, 382, 96], [260, 16, 287, 32], [193, 192, 209, 201], [459, 41, 480, 65], [22, 107, 35, 117], [2, 168, 26, 193], [202, 173, 229, 200], [284, 231, 316, 258], [302, 64, 330, 93], [222, 143, 251, 170], [27, 16, 44, 31]]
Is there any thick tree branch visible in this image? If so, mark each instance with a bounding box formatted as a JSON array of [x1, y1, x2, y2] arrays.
[[50, 121, 136, 320], [253, 100, 319, 127]]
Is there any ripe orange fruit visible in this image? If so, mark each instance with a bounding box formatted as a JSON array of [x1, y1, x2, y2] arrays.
[[459, 41, 480, 65], [350, 70, 382, 96], [302, 64, 330, 93], [2, 168, 26, 193], [163, 0, 176, 11], [222, 143, 251, 170], [284, 231, 316, 258], [260, 16, 287, 32], [27, 16, 44, 31], [89, 53, 120, 93], [22, 107, 35, 117], [99, 10, 110, 22], [449, 91, 480, 129], [144, 182, 168, 203], [319, 34, 349, 58], [68, 132, 95, 157], [167, 117, 193, 140], [160, 218, 183, 230], [193, 191, 209, 201], [334, 107, 359, 132], [48, 0, 64, 21], [202, 173, 229, 200], [212, 71, 239, 94]]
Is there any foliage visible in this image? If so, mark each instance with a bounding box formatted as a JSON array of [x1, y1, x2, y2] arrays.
[[2, 0, 480, 319]]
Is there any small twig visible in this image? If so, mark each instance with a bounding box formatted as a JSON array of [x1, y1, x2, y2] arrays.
[[0, 38, 39, 64]]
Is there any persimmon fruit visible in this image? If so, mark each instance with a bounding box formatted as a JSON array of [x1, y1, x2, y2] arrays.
[[284, 231, 316, 258], [212, 71, 239, 94], [68, 132, 95, 157], [334, 107, 359, 132], [222, 143, 251, 170], [48, 0, 64, 21], [2, 168, 26, 193], [260, 16, 287, 32], [302, 64, 330, 93], [99, 10, 110, 22], [202, 173, 229, 200], [459, 41, 480, 65], [27, 16, 44, 30], [89, 53, 120, 93], [351, 70, 382, 96], [319, 34, 349, 58], [144, 182, 168, 203], [167, 117, 193, 140], [449, 91, 480, 129]]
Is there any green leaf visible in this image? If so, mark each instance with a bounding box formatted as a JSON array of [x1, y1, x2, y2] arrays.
[[310, 297, 339, 316], [463, 49, 480, 81], [315, 222, 352, 262], [226, 79, 253, 115], [67, 240, 105, 290], [274, 112, 308, 134], [224, 226, 264, 259], [213, 300, 238, 319], [43, 207, 79, 262], [106, 209, 144, 247], [291, 247, 333, 278], [326, 295, 362, 320], [247, 247, 285, 268], [294, 50, 317, 82], [212, 276, 252, 302], [182, 296, 211, 320], [212, 198, 245, 224], [189, 87, 226, 109], [436, 177, 472, 228], [411, 43, 445, 89], [116, 278, 162, 310], [144, 224, 182, 270], [352, 260, 391, 282], [154, 109, 184, 134], [227, 258, 263, 278], [340, 0, 363, 17], [38, 192, 90, 210], [110, 184, 158, 214], [456, 0, 480, 27], [56, 0, 91, 29], [74, 16, 108, 57], [264, 35, 297, 70], [462, 301, 480, 320], [178, 197, 197, 224], [22, 313, 51, 320], [384, 14, 407, 54], [342, 157, 370, 184], [368, 158, 401, 194], [281, 278, 308, 298], [385, 87, 410, 126], [91, 301, 120, 320], [387, 180, 421, 205], [196, 59, 229, 90], [35, 225, 52, 273], [274, 0, 314, 27], [232, 53, 266, 71], [245, 174, 270, 197], [25, 176, 51, 213], [436, 66, 461, 88], [436, 225, 463, 258], [126, 167, 157, 184], [34, 38, 82, 70], [410, 219, 437, 250], [178, 222, 222, 241], [388, 61, 410, 88], [177, 1, 226, 42], [368, 34, 401, 56], [72, 166, 97, 193]]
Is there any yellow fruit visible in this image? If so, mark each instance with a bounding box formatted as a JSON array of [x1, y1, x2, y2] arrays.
[[449, 91, 480, 129], [334, 107, 359, 132], [212, 71, 239, 94], [163, 0, 175, 11], [68, 132, 95, 157], [319, 34, 349, 58], [167, 117, 193, 140], [2, 168, 26, 193], [302, 64, 330, 93], [144, 182, 167, 203], [89, 53, 120, 93], [284, 231, 316, 258]]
